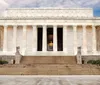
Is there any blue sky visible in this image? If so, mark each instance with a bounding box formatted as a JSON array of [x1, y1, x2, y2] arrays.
[[0, 0, 100, 17], [94, 8, 100, 16]]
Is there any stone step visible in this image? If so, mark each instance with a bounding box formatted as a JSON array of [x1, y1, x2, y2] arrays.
[[21, 56, 77, 64]]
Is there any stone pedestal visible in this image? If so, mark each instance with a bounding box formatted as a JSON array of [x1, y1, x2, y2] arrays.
[[15, 46, 22, 64], [9, 59, 14, 64]]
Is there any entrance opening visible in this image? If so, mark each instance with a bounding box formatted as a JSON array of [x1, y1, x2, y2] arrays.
[[57, 27, 63, 51], [47, 27, 53, 51], [37, 27, 43, 51]]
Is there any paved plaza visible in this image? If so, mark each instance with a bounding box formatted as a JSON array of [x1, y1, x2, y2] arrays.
[[0, 75, 100, 85]]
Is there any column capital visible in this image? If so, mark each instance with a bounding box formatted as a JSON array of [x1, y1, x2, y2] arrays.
[[91, 24, 96, 26], [32, 25, 37, 28], [4, 25, 8, 28], [73, 25, 77, 31], [73, 25, 77, 27], [23, 25, 27, 28], [53, 25, 57, 28], [43, 25, 47, 28], [92, 25, 96, 28], [63, 25, 67, 28], [13, 25, 17, 29], [82, 25, 86, 28], [13, 25, 17, 27]]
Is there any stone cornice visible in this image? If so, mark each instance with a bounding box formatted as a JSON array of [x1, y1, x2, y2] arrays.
[[0, 17, 100, 20], [7, 8, 92, 10], [0, 8, 93, 19]]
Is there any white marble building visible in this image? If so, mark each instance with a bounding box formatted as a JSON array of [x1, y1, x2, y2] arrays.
[[0, 8, 100, 58]]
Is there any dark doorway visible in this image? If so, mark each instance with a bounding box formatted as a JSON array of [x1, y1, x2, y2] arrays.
[[57, 27, 63, 51], [47, 27, 53, 51], [37, 27, 43, 51]]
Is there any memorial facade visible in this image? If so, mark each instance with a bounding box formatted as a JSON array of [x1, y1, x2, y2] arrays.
[[0, 8, 100, 58]]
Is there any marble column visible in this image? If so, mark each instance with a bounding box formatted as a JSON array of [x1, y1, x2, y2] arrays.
[[73, 25, 77, 55], [32, 25, 37, 52], [63, 25, 67, 53], [13, 25, 17, 52], [23, 25, 27, 55], [3, 25, 7, 52], [42, 25, 47, 52], [53, 25, 57, 52], [83, 25, 87, 54], [92, 25, 96, 54]]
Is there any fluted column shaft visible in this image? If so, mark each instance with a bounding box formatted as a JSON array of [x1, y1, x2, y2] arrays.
[[73, 25, 77, 55], [3, 25, 7, 52], [32, 25, 37, 52], [63, 25, 68, 53], [13, 25, 17, 52], [23, 25, 27, 55], [92, 25, 96, 54], [53, 25, 57, 52], [83, 25, 87, 54], [42, 25, 47, 52]]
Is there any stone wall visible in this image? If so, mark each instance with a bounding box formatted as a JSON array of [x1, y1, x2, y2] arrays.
[[0, 55, 15, 64], [82, 55, 100, 64]]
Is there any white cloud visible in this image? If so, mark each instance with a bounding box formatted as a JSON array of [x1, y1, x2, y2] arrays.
[[0, 0, 8, 11], [0, 0, 100, 12]]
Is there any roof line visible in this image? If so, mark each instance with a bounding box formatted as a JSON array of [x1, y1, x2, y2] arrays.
[[7, 8, 93, 10]]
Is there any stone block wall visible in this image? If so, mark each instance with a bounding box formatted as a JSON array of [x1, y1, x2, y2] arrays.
[[0, 55, 15, 64], [82, 55, 100, 64]]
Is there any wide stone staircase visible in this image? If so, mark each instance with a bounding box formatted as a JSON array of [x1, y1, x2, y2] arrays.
[[0, 56, 100, 75], [0, 64, 100, 75], [20, 56, 77, 64]]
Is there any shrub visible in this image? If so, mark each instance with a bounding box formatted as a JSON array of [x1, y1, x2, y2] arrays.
[[0, 60, 8, 65], [95, 60, 100, 65], [87, 60, 100, 65], [87, 60, 96, 64]]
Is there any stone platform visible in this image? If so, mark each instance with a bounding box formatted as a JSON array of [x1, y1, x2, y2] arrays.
[[0, 75, 100, 85]]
